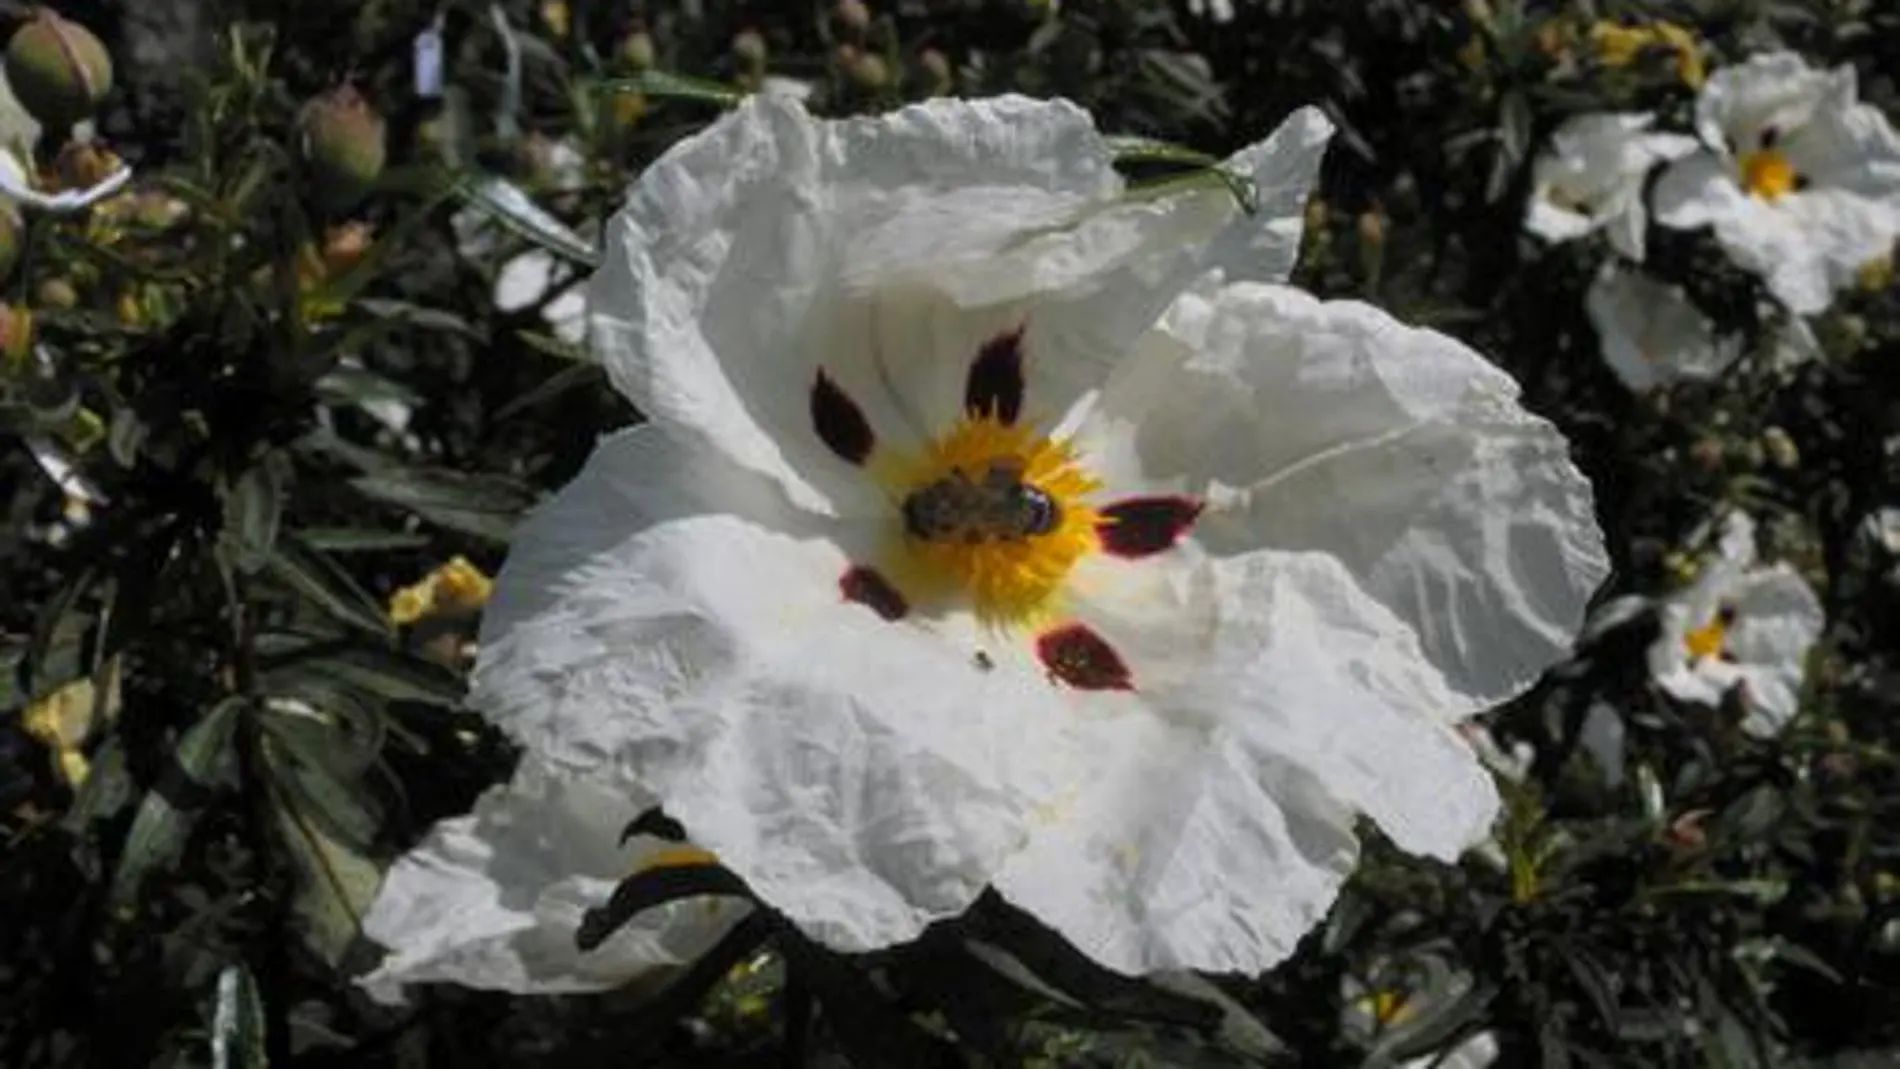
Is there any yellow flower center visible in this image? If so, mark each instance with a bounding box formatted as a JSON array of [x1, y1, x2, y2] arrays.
[[1741, 149, 1798, 202], [875, 414, 1100, 626], [1683, 610, 1730, 660]]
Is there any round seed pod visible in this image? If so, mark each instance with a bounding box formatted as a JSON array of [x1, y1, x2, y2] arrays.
[[299, 85, 387, 212]]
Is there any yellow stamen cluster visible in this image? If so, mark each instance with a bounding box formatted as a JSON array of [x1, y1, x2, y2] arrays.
[[876, 415, 1100, 626], [1683, 612, 1729, 661], [388, 555, 495, 626], [1590, 20, 1705, 88], [1741, 149, 1798, 202]]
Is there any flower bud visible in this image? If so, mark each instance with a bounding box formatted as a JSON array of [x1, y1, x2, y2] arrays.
[[299, 85, 387, 212], [917, 48, 952, 95], [50, 139, 118, 190], [848, 52, 889, 93], [619, 29, 656, 72], [4, 9, 113, 131], [1688, 437, 1725, 472], [1761, 427, 1800, 470], [731, 30, 768, 73], [834, 0, 872, 37], [35, 277, 75, 308]]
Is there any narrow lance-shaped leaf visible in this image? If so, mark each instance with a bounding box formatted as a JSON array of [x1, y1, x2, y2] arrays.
[[453, 174, 597, 268], [110, 696, 247, 909], [211, 963, 269, 1069]]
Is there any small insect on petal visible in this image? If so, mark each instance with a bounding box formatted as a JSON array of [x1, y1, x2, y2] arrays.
[[840, 565, 909, 621], [1036, 623, 1134, 691], [811, 369, 875, 464], [1097, 496, 1203, 558], [965, 328, 1026, 425]]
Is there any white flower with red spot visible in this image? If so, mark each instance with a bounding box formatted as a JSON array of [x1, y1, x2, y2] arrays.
[[364, 93, 1608, 989], [1524, 112, 1697, 262], [1648, 511, 1825, 736], [1653, 51, 1900, 314]]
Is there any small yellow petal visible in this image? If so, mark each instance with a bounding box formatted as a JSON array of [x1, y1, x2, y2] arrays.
[[387, 582, 435, 626]]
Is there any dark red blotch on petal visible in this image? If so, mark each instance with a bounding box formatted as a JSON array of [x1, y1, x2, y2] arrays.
[[1036, 623, 1134, 691], [1097, 496, 1203, 558], [812, 370, 875, 465], [840, 565, 909, 622], [965, 329, 1026, 425]]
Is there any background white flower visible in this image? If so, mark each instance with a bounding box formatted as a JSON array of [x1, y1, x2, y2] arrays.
[[1648, 511, 1825, 735], [1525, 112, 1696, 261], [360, 756, 746, 1002], [460, 93, 1607, 980], [1585, 262, 1817, 391], [1653, 51, 1900, 314]]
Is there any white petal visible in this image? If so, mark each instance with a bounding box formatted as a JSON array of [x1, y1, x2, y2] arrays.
[[1695, 52, 1834, 158], [1405, 1032, 1500, 1069], [1525, 112, 1694, 261], [1652, 151, 1740, 232], [358, 757, 745, 1002], [1083, 282, 1609, 710], [996, 550, 1497, 975], [473, 425, 1085, 954], [1201, 106, 1336, 284], [1585, 262, 1741, 391], [1724, 564, 1824, 736], [0, 146, 131, 213]]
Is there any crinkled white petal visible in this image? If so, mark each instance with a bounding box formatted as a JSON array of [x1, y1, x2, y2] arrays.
[[1694, 52, 1836, 158], [473, 425, 1088, 954], [996, 547, 1497, 974], [1585, 262, 1741, 391], [1723, 564, 1825, 736], [1081, 281, 1609, 711], [1201, 106, 1336, 284], [587, 94, 1330, 516], [357, 757, 744, 1003]]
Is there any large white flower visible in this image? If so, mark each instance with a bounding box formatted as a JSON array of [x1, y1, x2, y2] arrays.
[[360, 756, 746, 1002], [1525, 112, 1696, 261], [1653, 51, 1900, 314], [438, 93, 1606, 979], [1648, 511, 1825, 736], [1585, 262, 1819, 391]]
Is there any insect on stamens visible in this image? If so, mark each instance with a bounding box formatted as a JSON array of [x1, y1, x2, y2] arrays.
[[902, 459, 1063, 544]]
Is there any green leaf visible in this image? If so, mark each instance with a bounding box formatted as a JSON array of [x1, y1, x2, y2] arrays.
[[110, 696, 246, 910], [348, 468, 534, 543], [221, 454, 288, 575], [453, 174, 597, 268], [269, 778, 382, 967], [294, 528, 432, 553], [595, 71, 744, 107], [264, 539, 392, 638], [1106, 135, 1222, 169], [211, 963, 269, 1069], [262, 643, 463, 707], [493, 362, 605, 422]]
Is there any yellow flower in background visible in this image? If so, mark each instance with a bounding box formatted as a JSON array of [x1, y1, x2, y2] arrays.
[[1591, 20, 1706, 88], [20, 661, 120, 788], [540, 0, 570, 40], [0, 302, 34, 369], [388, 555, 494, 626]]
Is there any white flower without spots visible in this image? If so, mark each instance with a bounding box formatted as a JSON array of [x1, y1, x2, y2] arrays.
[[1648, 511, 1825, 736], [368, 94, 1609, 987], [1585, 262, 1818, 391], [359, 756, 745, 1002], [1525, 112, 1697, 261], [1653, 51, 1900, 314]]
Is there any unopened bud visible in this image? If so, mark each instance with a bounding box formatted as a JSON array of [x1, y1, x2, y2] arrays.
[[917, 48, 952, 94], [5, 9, 113, 131], [1688, 437, 1725, 471], [35, 276, 76, 309], [299, 85, 387, 212], [321, 222, 374, 276], [51, 140, 119, 191], [848, 52, 889, 92], [619, 30, 656, 72], [1761, 427, 1799, 470], [834, 0, 872, 36], [731, 30, 768, 72], [0, 303, 33, 366]]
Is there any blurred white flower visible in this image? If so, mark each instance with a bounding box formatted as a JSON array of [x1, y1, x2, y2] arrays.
[[435, 93, 1608, 981], [1585, 262, 1818, 391], [1648, 512, 1824, 736], [1654, 51, 1900, 314], [1187, 0, 1237, 22], [1585, 262, 1740, 390], [493, 246, 585, 345], [360, 757, 746, 1002], [1407, 1033, 1500, 1069], [1525, 112, 1696, 261]]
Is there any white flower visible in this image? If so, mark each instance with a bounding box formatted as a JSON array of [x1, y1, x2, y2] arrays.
[[494, 247, 586, 345], [1525, 112, 1697, 261], [447, 94, 1606, 978], [1653, 51, 1900, 314], [1585, 262, 1817, 391], [359, 756, 746, 1002], [1648, 511, 1824, 736], [1187, 0, 1237, 22], [1407, 1033, 1500, 1069]]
